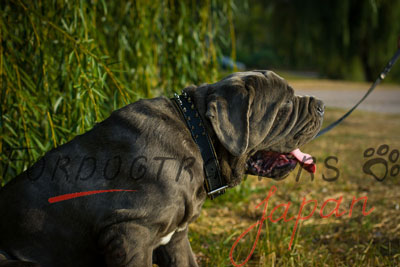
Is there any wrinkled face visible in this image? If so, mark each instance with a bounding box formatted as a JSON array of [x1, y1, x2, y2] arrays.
[[246, 93, 324, 179], [246, 71, 324, 179], [205, 70, 324, 181]]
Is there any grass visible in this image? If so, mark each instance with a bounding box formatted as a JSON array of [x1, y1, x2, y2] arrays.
[[190, 107, 400, 266]]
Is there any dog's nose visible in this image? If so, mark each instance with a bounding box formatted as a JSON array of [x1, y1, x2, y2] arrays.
[[315, 100, 325, 116]]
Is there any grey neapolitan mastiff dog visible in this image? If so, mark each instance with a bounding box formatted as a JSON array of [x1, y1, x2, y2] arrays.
[[0, 71, 324, 267]]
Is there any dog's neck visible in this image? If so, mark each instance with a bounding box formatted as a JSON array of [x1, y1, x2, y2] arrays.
[[182, 85, 247, 187]]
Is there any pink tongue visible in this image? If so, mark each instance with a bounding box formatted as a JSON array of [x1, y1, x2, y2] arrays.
[[290, 148, 316, 173]]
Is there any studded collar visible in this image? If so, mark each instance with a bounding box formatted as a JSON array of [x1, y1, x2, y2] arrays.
[[171, 92, 228, 199]]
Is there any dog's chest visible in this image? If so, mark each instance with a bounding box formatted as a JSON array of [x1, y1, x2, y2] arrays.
[[158, 224, 187, 246], [159, 230, 175, 245]]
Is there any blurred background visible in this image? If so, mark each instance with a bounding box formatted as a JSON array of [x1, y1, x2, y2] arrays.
[[233, 0, 400, 82], [1, 0, 400, 266]]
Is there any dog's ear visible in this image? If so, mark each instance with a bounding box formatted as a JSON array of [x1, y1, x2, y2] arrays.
[[206, 82, 254, 156]]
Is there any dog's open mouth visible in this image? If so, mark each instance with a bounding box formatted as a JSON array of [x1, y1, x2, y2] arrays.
[[246, 148, 316, 179]]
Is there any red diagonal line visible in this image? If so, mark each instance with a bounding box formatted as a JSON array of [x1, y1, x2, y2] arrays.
[[48, 189, 137, 204]]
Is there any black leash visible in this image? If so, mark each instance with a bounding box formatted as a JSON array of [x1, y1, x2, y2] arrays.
[[315, 38, 400, 138]]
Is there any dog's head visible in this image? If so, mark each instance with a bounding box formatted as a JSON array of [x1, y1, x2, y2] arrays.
[[190, 70, 324, 185]]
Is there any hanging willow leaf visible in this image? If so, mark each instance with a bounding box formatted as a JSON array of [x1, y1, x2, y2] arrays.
[[0, 0, 234, 184]]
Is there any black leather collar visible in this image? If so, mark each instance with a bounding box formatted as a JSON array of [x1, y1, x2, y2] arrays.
[[171, 92, 228, 199]]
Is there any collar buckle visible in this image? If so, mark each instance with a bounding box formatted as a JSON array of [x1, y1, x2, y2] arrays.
[[207, 185, 228, 199]]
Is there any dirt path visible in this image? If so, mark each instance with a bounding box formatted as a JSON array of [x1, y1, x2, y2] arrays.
[[291, 80, 400, 114]]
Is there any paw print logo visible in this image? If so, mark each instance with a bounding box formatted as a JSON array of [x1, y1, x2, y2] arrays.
[[363, 144, 400, 181]]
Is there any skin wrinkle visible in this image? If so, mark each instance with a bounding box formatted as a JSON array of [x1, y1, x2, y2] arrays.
[[259, 99, 300, 152], [281, 100, 298, 137], [295, 99, 322, 141], [285, 98, 314, 147], [268, 101, 292, 138], [247, 76, 293, 150]]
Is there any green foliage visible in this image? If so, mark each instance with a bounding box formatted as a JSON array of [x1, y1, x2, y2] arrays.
[[0, 0, 234, 184], [235, 0, 400, 82]]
